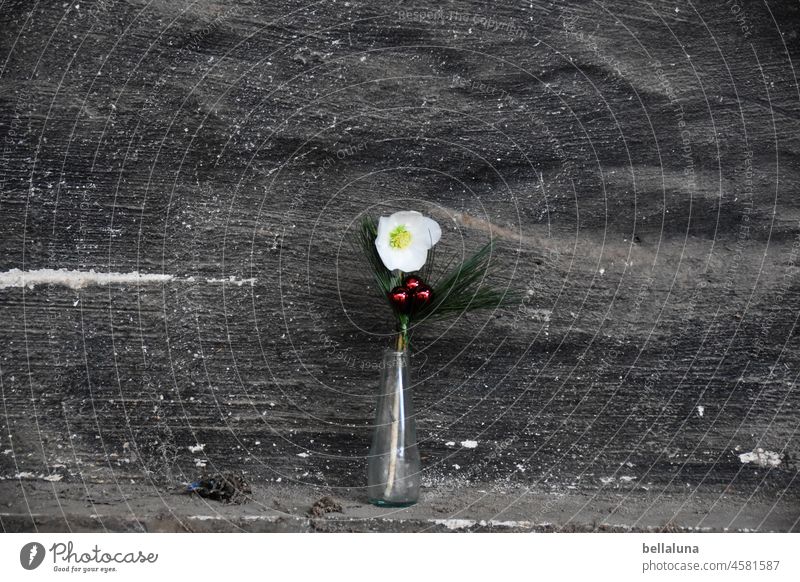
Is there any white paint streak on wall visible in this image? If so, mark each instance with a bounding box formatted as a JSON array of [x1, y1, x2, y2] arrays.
[[205, 276, 257, 286], [0, 268, 173, 289], [1, 472, 62, 482], [434, 518, 539, 530], [434, 519, 476, 530], [0, 268, 257, 290]]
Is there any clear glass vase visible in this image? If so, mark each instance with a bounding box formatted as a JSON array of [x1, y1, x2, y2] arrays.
[[367, 347, 421, 506]]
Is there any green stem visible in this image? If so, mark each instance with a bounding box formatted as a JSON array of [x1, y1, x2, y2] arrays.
[[385, 330, 406, 499], [395, 316, 409, 351], [383, 378, 401, 498]]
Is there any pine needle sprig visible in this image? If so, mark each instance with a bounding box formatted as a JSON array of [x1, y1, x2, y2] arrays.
[[416, 240, 520, 322]]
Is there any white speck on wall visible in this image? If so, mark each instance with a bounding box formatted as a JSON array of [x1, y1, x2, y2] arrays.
[[434, 518, 540, 531], [297, 452, 310, 458], [445, 441, 455, 447], [461, 440, 478, 449], [205, 276, 257, 286], [188, 444, 205, 453], [738, 448, 781, 468], [0, 268, 173, 289], [619, 475, 635, 482], [189, 515, 221, 521], [434, 519, 475, 530], [697, 406, 704, 417], [600, 476, 614, 484], [529, 308, 552, 322]]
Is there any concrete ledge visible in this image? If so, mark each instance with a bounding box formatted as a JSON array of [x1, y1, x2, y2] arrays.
[[2, 481, 797, 533]]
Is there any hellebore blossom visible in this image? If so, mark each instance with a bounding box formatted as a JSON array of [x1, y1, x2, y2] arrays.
[[374, 211, 441, 272]]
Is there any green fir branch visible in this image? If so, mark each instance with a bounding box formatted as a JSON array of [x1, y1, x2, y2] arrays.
[[416, 240, 520, 322]]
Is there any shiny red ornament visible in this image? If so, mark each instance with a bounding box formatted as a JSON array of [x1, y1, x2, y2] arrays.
[[411, 284, 433, 309], [403, 275, 424, 291], [388, 286, 411, 313]]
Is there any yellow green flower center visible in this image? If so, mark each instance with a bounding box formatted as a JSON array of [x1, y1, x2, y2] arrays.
[[389, 225, 413, 249]]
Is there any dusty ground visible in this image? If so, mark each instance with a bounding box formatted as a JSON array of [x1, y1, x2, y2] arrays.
[[2, 479, 797, 533]]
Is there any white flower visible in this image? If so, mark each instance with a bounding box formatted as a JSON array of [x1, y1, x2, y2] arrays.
[[375, 211, 441, 272]]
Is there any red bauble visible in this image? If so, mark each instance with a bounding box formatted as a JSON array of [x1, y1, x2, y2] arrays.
[[403, 275, 424, 291], [412, 284, 433, 309], [388, 286, 411, 313]]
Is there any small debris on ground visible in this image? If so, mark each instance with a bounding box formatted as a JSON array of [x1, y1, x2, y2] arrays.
[[184, 471, 251, 504], [308, 496, 343, 517]]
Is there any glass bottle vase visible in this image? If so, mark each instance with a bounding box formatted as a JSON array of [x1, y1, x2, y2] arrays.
[[367, 347, 421, 506]]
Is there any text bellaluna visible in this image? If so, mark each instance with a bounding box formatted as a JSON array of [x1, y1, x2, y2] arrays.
[[642, 543, 699, 554]]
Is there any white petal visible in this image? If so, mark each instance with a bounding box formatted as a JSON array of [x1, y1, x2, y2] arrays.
[[387, 210, 423, 225], [375, 235, 394, 267], [376, 215, 392, 240], [380, 242, 429, 272]]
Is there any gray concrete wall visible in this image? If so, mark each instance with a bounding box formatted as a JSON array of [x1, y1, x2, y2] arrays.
[[0, 0, 798, 531]]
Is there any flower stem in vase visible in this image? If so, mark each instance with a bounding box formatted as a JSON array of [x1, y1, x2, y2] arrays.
[[383, 385, 401, 497], [385, 315, 410, 497]]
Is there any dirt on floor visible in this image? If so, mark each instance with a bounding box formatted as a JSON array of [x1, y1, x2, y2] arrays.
[[2, 478, 797, 533]]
